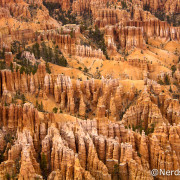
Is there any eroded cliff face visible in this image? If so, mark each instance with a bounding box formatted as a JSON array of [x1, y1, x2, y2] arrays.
[[72, 0, 116, 16], [0, 0, 179, 54], [103, 19, 180, 51], [0, 0, 47, 19], [0, 65, 179, 124], [124, 0, 180, 14], [0, 0, 179, 179], [91, 0, 180, 51], [0, 100, 179, 179], [141, 0, 180, 14], [0, 66, 135, 120], [0, 62, 179, 179], [122, 20, 180, 41]]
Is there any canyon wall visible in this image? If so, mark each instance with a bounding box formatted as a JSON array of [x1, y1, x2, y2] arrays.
[[0, 66, 179, 125], [122, 20, 180, 41], [105, 25, 146, 50], [103, 19, 180, 50], [0, 101, 179, 179]]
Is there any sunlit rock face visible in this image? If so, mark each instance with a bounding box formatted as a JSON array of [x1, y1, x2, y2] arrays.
[[0, 0, 180, 179]]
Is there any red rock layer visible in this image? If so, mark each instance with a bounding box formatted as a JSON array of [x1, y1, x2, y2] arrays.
[[76, 45, 105, 59], [122, 20, 180, 41], [0, 68, 136, 119], [105, 25, 146, 50], [72, 0, 116, 16], [1, 109, 179, 179]]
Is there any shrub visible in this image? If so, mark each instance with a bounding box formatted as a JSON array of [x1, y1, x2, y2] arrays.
[[53, 107, 58, 113], [164, 75, 170, 85], [59, 108, 63, 113], [21, 94, 26, 104], [169, 86, 172, 93], [137, 152, 141, 157], [155, 11, 165, 21], [36, 101, 44, 112], [84, 67, 88, 73], [171, 65, 176, 75], [158, 80, 164, 85]]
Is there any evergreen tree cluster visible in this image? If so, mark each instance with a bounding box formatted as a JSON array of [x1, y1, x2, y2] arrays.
[[0, 61, 6, 70], [0, 47, 5, 59], [143, 4, 179, 26], [154, 11, 166, 21], [80, 11, 93, 30], [166, 14, 180, 26], [131, 123, 155, 135], [10, 41, 67, 75], [11, 41, 21, 55], [143, 3, 150, 11], [31, 42, 68, 67], [32, 43, 40, 59], [121, 1, 127, 9], [53, 107, 58, 113], [43, 2, 77, 25], [158, 75, 171, 85], [88, 26, 109, 59], [15, 57, 39, 75], [13, 91, 26, 104], [43, 2, 61, 16]]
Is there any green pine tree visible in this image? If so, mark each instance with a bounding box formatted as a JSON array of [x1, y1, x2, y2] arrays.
[[40, 101, 43, 112], [21, 94, 26, 104], [40, 153, 48, 179]]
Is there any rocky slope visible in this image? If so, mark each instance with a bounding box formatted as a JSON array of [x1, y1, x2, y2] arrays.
[[0, 63, 179, 179], [0, 101, 179, 179], [0, 0, 180, 179]]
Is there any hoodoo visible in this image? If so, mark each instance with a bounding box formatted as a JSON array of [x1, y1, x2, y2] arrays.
[[0, 0, 179, 179]]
